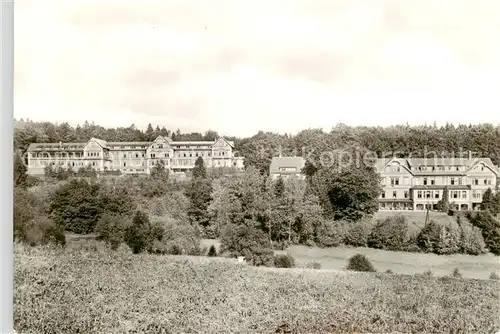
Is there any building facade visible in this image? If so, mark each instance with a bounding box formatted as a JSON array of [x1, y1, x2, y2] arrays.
[[269, 156, 306, 180], [375, 157, 499, 211], [26, 136, 245, 175]]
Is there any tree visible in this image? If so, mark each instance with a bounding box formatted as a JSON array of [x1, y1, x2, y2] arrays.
[[145, 123, 155, 141], [185, 177, 213, 230], [220, 223, 274, 266], [481, 188, 498, 214], [49, 179, 102, 234], [124, 210, 151, 254], [436, 186, 450, 213], [313, 166, 381, 222], [150, 159, 169, 182], [14, 153, 27, 188], [192, 156, 207, 179]]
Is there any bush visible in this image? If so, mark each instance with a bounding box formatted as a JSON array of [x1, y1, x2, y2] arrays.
[[315, 220, 348, 248], [459, 221, 487, 255], [274, 254, 295, 268], [489, 271, 499, 280], [385, 269, 394, 274], [207, 245, 217, 257], [368, 215, 417, 251], [95, 213, 129, 249], [305, 262, 321, 270], [423, 270, 433, 277], [220, 222, 274, 267], [124, 211, 152, 254], [451, 268, 463, 278], [469, 211, 500, 255], [417, 220, 461, 255], [151, 217, 201, 255], [345, 222, 374, 247], [346, 254, 376, 272]]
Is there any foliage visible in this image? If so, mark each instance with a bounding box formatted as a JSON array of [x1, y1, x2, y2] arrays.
[[458, 220, 487, 255], [150, 217, 202, 255], [315, 220, 349, 248], [14, 153, 28, 188], [489, 272, 499, 280], [220, 223, 274, 266], [451, 268, 463, 278], [417, 220, 461, 255], [95, 213, 129, 250], [185, 177, 213, 231], [124, 211, 152, 254], [344, 221, 375, 247], [481, 188, 500, 215], [312, 166, 381, 222], [207, 245, 217, 257], [192, 156, 207, 179], [274, 254, 296, 268], [368, 215, 419, 252], [469, 211, 500, 255], [385, 269, 394, 274], [14, 187, 66, 247], [346, 254, 376, 272], [436, 186, 450, 213], [305, 262, 322, 270], [150, 159, 169, 182]]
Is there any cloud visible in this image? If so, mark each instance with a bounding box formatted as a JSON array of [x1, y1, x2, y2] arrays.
[[14, 0, 500, 137]]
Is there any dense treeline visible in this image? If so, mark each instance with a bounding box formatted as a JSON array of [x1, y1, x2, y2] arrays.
[[14, 119, 500, 174]]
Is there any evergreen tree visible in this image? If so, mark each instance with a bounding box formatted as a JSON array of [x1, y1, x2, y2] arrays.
[[150, 159, 169, 182], [436, 186, 450, 212], [192, 156, 207, 179], [481, 188, 496, 212], [145, 123, 154, 141], [14, 153, 27, 188], [124, 210, 151, 254]]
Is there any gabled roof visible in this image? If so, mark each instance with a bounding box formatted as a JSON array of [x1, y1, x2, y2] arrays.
[[27, 142, 85, 152], [269, 156, 306, 174], [86, 137, 109, 149]]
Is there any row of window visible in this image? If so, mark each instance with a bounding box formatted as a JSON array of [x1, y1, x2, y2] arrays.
[[384, 177, 494, 186], [382, 189, 486, 200], [385, 164, 488, 173]]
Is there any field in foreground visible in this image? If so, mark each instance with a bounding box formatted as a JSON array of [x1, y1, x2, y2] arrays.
[[14, 243, 500, 333]]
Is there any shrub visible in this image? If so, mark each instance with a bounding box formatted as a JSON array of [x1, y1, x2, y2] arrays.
[[151, 217, 201, 255], [459, 221, 487, 255], [368, 215, 416, 251], [417, 220, 461, 255], [423, 270, 433, 277], [274, 254, 295, 268], [305, 262, 321, 270], [385, 269, 394, 274], [345, 221, 374, 247], [315, 220, 348, 248], [346, 254, 376, 272], [207, 245, 217, 257], [95, 213, 129, 249], [220, 222, 274, 267], [124, 211, 151, 254], [451, 268, 463, 278], [469, 211, 500, 255], [489, 271, 499, 280]]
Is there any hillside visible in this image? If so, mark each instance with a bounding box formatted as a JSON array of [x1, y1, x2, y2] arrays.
[[14, 243, 500, 333]]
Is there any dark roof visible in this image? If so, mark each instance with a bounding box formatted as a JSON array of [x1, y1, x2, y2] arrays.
[[269, 156, 306, 174], [376, 157, 499, 175]]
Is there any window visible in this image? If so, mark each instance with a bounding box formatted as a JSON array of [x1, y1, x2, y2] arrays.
[[423, 178, 428, 185], [474, 178, 479, 185], [404, 191, 409, 199], [488, 179, 492, 185], [136, 154, 139, 158], [393, 191, 397, 198], [458, 178, 462, 185], [123, 154, 126, 158], [417, 191, 422, 199], [123, 162, 126, 167], [426, 191, 431, 199], [151, 154, 156, 158], [435, 192, 439, 199], [462, 191, 467, 199], [456, 167, 459, 171], [450, 178, 455, 185], [431, 179, 435, 185], [484, 179, 488, 185], [452, 191, 458, 199], [183, 153, 186, 157], [381, 192, 385, 199]]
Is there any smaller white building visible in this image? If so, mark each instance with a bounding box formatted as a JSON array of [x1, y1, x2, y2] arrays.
[[269, 156, 306, 180]]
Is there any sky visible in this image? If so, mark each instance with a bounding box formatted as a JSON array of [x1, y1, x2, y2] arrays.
[[14, 0, 500, 137]]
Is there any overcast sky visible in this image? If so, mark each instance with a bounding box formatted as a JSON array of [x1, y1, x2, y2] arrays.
[[14, 0, 500, 137]]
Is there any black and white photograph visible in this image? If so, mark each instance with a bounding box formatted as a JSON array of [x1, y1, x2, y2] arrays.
[[8, 0, 500, 333]]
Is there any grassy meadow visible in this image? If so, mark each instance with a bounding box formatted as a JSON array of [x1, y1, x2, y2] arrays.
[[14, 242, 500, 333]]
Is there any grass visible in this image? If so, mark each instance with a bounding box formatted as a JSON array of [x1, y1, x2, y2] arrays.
[[202, 236, 500, 280], [14, 242, 500, 333], [373, 210, 456, 228], [283, 245, 500, 280]]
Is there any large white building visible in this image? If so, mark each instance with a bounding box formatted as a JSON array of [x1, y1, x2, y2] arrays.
[[375, 157, 499, 211], [26, 136, 245, 175], [269, 156, 306, 180]]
